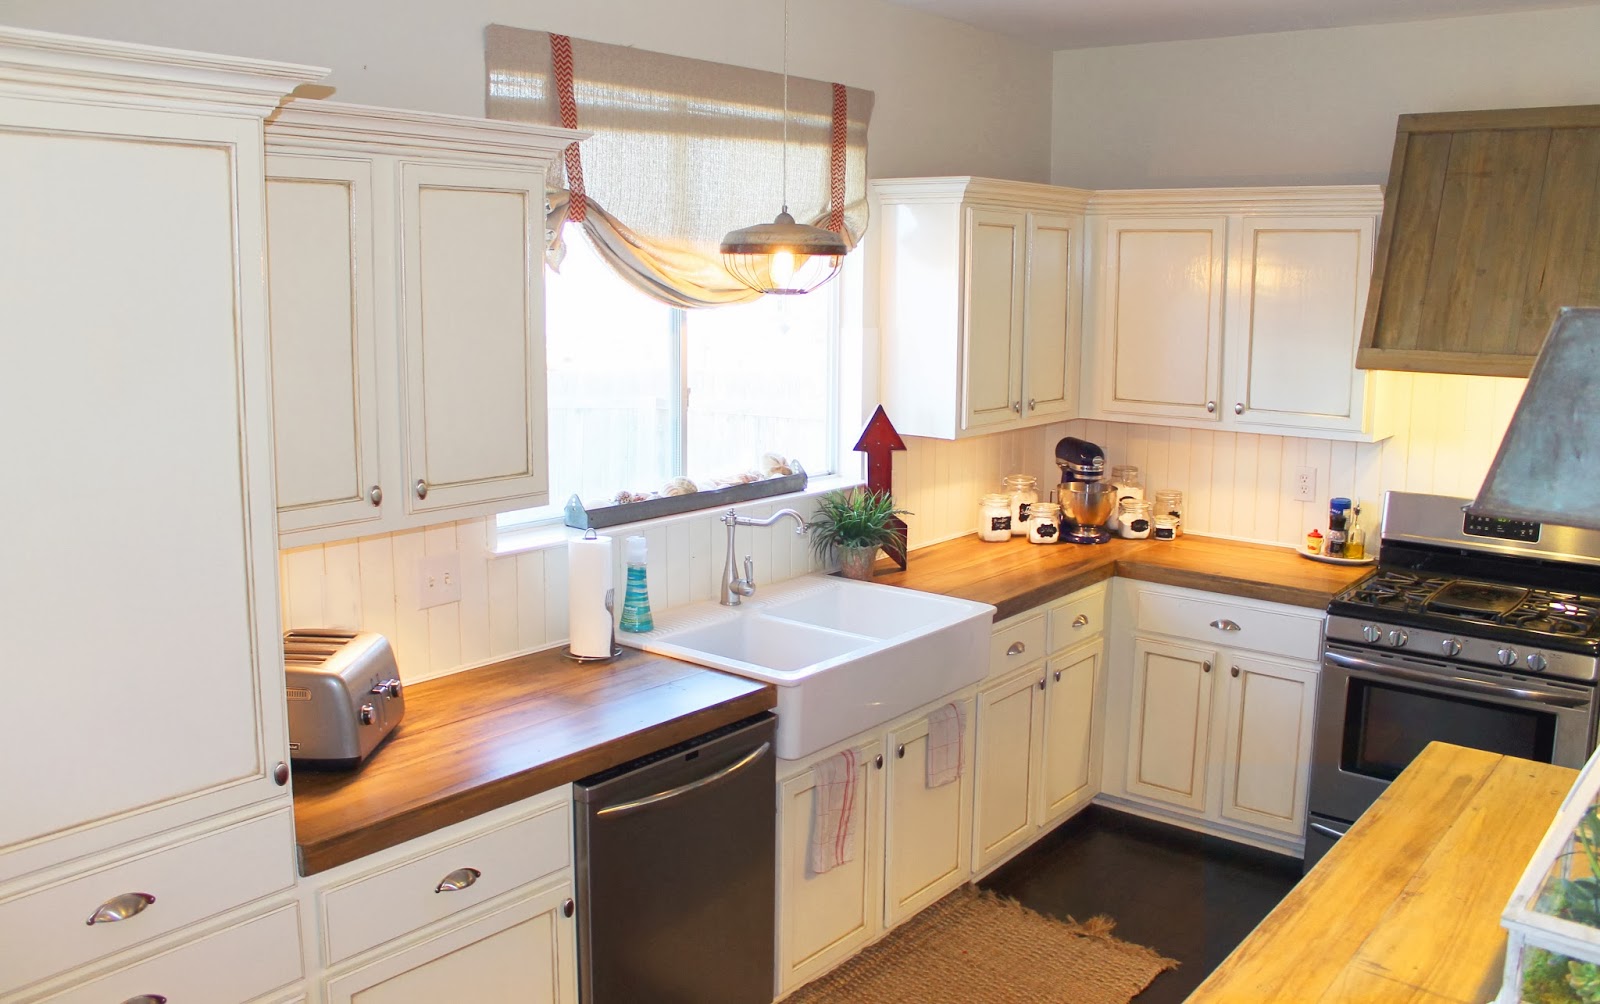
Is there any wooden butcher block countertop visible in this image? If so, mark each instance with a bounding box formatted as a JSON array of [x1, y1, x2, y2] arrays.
[[291, 647, 774, 876], [1188, 742, 1575, 1003], [871, 533, 1372, 620]]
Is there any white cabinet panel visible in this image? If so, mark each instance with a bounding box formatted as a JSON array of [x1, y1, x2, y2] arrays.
[[325, 885, 574, 1004], [973, 669, 1044, 871], [778, 739, 883, 993], [1040, 641, 1099, 824], [1100, 218, 1227, 421], [1135, 588, 1323, 662], [1219, 656, 1318, 836], [266, 156, 383, 535], [884, 703, 972, 927], [963, 208, 1026, 430], [1023, 213, 1079, 421], [1125, 638, 1216, 812]]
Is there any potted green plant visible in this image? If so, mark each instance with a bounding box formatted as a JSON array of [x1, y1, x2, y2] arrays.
[[809, 489, 910, 580]]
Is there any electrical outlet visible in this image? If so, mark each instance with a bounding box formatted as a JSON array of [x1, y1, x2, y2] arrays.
[[418, 553, 462, 609], [1293, 467, 1317, 503]]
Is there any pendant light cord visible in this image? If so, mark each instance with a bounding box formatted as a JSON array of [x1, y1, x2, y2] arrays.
[[781, 0, 789, 215]]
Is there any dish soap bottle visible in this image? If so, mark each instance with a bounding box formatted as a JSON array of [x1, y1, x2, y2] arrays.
[[619, 535, 654, 633]]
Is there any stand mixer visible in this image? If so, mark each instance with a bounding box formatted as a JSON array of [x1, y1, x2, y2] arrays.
[[1055, 437, 1114, 544]]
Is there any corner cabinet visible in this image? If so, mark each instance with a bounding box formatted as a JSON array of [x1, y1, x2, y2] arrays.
[[874, 177, 1090, 439], [264, 102, 585, 546], [1102, 581, 1322, 852], [1083, 189, 1389, 442]]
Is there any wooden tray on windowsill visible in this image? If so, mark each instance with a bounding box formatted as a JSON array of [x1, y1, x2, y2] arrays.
[[563, 471, 808, 529]]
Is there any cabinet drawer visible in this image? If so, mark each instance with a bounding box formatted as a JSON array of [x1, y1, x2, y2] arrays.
[[1136, 589, 1322, 662], [321, 800, 570, 965], [1049, 589, 1106, 650], [35, 902, 302, 1004], [0, 808, 295, 994], [989, 612, 1047, 677]]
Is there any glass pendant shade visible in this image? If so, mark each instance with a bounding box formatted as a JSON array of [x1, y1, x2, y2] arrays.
[[720, 210, 847, 295]]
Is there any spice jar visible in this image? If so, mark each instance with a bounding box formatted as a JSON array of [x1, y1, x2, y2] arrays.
[[1326, 497, 1351, 557], [979, 494, 1013, 542], [1118, 499, 1153, 540], [1305, 528, 1324, 555], [1153, 514, 1179, 541], [1153, 490, 1184, 537], [1028, 501, 1061, 544], [1002, 475, 1038, 537]]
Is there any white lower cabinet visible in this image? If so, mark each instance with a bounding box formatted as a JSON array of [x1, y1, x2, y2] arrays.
[[777, 694, 974, 995], [1105, 582, 1322, 850]]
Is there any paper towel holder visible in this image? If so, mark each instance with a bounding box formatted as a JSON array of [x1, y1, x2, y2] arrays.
[[565, 529, 623, 663]]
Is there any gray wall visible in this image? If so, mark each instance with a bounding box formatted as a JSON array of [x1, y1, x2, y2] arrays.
[[1051, 5, 1600, 189]]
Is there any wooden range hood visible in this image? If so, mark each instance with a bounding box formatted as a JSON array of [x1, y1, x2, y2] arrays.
[[1357, 105, 1600, 378]]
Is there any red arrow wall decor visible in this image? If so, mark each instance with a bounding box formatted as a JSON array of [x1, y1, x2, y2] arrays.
[[853, 405, 909, 570]]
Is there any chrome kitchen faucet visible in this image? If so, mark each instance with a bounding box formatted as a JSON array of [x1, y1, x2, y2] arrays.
[[720, 507, 809, 606]]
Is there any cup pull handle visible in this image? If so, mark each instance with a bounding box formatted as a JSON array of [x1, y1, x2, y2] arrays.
[[87, 892, 155, 926], [1072, 614, 1089, 629], [1007, 641, 1026, 656], [435, 867, 482, 893], [122, 996, 167, 1004], [1209, 619, 1242, 632]]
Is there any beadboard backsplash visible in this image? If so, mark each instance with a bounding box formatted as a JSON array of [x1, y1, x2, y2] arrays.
[[890, 372, 1528, 551], [279, 372, 1525, 681]]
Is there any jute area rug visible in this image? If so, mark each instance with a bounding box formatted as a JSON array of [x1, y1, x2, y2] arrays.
[[786, 885, 1178, 1004]]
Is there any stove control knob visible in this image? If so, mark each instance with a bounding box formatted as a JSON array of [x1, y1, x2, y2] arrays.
[[1496, 647, 1519, 667], [1361, 624, 1381, 643], [1385, 629, 1409, 648], [1527, 653, 1549, 673], [1440, 638, 1462, 658]]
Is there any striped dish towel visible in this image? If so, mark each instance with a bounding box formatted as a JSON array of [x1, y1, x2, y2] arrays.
[[926, 702, 966, 788], [808, 748, 859, 876]]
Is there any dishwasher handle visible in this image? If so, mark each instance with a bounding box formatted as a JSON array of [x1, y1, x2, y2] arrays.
[[595, 742, 772, 818]]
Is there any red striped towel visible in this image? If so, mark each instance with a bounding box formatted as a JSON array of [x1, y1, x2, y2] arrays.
[[926, 702, 966, 788], [808, 748, 859, 875]]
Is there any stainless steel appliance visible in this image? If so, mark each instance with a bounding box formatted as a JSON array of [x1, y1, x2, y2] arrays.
[[1056, 436, 1112, 544], [1305, 491, 1600, 870], [282, 629, 405, 769], [575, 712, 776, 1003]]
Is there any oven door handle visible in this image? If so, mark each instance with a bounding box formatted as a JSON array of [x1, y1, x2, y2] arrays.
[[1324, 651, 1591, 709]]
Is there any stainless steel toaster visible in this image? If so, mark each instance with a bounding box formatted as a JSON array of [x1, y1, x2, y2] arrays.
[[283, 629, 405, 769]]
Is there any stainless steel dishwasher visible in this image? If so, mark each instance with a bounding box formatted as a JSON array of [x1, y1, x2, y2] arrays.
[[574, 712, 776, 1003]]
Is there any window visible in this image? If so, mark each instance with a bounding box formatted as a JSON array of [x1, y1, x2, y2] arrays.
[[497, 225, 841, 530]]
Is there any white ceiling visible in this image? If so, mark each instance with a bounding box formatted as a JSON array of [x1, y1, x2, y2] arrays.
[[880, 0, 1600, 49]]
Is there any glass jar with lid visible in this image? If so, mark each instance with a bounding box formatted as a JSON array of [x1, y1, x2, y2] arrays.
[[978, 493, 1013, 542], [1153, 489, 1184, 537], [1002, 474, 1038, 537], [1108, 465, 1144, 533], [1118, 499, 1153, 539], [1028, 501, 1061, 544], [1153, 513, 1179, 541]]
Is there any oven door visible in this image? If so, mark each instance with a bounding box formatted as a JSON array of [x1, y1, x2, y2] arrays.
[[1310, 644, 1595, 827]]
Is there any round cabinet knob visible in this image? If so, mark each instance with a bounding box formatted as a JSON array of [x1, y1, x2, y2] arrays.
[[562, 898, 576, 918], [1012, 400, 1022, 414], [1361, 624, 1382, 643], [1496, 647, 1519, 667], [414, 478, 429, 500], [368, 484, 383, 506], [1234, 402, 1244, 415], [1206, 401, 1217, 413], [1037, 678, 1046, 691], [359, 703, 376, 726], [1231, 666, 1241, 678], [896, 744, 906, 759], [874, 754, 884, 769], [1386, 629, 1409, 648], [273, 761, 289, 786], [1527, 652, 1549, 672], [1028, 398, 1037, 411], [1440, 638, 1462, 658]]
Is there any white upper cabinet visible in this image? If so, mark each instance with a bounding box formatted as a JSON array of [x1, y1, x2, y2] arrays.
[[265, 103, 582, 547], [875, 177, 1089, 440], [0, 28, 322, 883], [1083, 188, 1389, 442]]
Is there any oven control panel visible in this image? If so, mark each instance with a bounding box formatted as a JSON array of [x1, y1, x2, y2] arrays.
[[1463, 512, 1541, 542]]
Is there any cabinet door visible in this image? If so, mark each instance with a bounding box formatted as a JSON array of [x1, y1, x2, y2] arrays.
[[884, 701, 973, 928], [1022, 212, 1080, 422], [265, 155, 384, 537], [399, 162, 548, 514], [324, 883, 576, 1004], [962, 207, 1026, 432], [1227, 215, 1376, 434], [973, 668, 1045, 873], [1218, 655, 1318, 837], [1124, 638, 1217, 813], [0, 101, 288, 877], [778, 740, 884, 993], [1040, 639, 1101, 825], [1095, 216, 1227, 421]]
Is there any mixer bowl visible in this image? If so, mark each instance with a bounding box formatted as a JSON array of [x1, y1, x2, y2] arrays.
[[1061, 480, 1117, 529]]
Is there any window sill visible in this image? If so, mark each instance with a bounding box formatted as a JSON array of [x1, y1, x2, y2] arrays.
[[491, 474, 865, 558]]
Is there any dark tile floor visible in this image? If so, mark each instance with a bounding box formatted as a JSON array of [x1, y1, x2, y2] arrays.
[[980, 806, 1304, 1004]]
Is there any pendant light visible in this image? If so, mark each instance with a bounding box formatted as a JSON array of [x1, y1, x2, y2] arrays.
[[720, 0, 849, 295]]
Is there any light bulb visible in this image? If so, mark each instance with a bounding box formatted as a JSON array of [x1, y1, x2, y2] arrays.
[[770, 250, 796, 287]]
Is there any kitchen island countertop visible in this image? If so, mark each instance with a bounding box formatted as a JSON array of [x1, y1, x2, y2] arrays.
[[870, 532, 1372, 620], [1189, 742, 1574, 1003]]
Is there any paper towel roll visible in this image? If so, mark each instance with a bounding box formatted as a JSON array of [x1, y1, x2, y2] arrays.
[[568, 532, 614, 658]]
